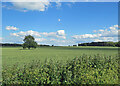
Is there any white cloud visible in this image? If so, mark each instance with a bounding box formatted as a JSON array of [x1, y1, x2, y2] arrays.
[[35, 38, 46, 42], [100, 25, 118, 37], [72, 25, 118, 43], [72, 34, 101, 39], [57, 30, 65, 36], [93, 37, 118, 42], [12, 1, 50, 12], [2, 0, 51, 12], [11, 30, 66, 39], [57, 35, 66, 39], [11, 30, 41, 37], [10, 33, 19, 36], [114, 25, 118, 28], [109, 27, 116, 30], [11, 30, 66, 40], [41, 32, 56, 37], [6, 26, 19, 31], [40, 30, 66, 39], [99, 29, 104, 32]]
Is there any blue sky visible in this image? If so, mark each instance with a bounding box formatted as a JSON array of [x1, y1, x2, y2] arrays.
[[1, 2, 119, 46]]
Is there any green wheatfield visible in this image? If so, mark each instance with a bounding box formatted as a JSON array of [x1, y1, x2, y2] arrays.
[[1, 46, 119, 84], [2, 46, 118, 68]]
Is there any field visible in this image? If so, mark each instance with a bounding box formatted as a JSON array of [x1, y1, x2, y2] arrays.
[[2, 46, 119, 84], [2, 46, 118, 67]]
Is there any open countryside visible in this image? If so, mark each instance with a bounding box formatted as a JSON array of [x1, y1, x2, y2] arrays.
[[1, 1, 119, 85], [2, 46, 119, 84]]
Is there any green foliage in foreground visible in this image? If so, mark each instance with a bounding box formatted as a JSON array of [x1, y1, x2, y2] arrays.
[[2, 54, 119, 85]]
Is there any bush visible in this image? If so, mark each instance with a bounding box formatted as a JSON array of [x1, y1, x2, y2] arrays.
[[2, 54, 119, 85]]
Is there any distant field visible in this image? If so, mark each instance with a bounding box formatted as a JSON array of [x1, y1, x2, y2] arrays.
[[2, 46, 118, 68]]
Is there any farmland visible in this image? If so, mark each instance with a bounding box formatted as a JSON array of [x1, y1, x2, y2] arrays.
[[2, 46, 118, 67], [2, 46, 119, 84]]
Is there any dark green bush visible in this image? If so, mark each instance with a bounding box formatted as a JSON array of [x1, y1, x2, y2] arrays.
[[2, 54, 119, 85]]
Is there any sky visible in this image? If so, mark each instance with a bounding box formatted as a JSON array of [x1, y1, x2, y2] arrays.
[[1, 1, 119, 46]]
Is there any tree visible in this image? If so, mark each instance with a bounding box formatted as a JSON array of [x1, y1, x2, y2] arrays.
[[117, 41, 120, 47], [23, 35, 37, 49]]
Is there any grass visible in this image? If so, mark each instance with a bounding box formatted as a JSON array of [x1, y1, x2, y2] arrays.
[[2, 46, 118, 68]]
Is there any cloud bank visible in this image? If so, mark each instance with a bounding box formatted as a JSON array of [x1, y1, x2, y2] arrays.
[[10, 30, 66, 41], [72, 25, 118, 43], [8, 25, 119, 45]]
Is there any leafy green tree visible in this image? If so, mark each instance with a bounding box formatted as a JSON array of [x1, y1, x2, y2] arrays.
[[23, 35, 37, 49]]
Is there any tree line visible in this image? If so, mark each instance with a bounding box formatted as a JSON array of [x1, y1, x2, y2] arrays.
[[1, 35, 120, 48], [78, 41, 120, 47], [0, 43, 22, 47], [0, 43, 50, 47], [1, 41, 120, 47]]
